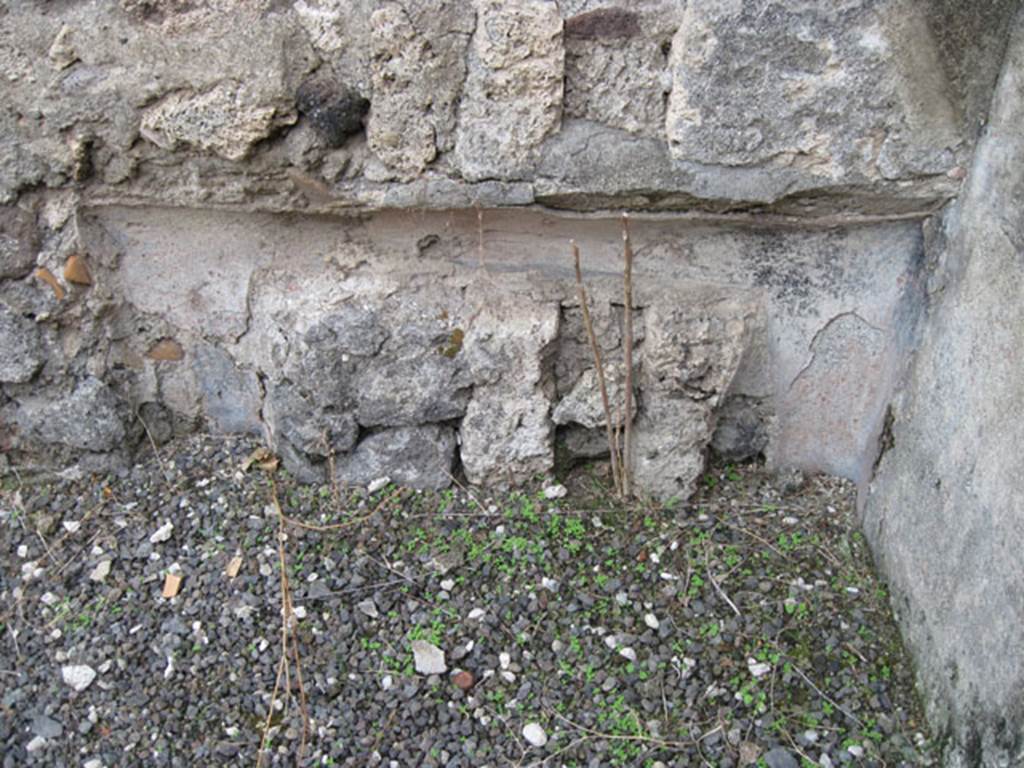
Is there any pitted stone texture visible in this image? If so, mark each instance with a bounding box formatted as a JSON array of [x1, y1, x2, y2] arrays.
[[460, 297, 559, 486], [191, 344, 263, 436], [334, 425, 456, 490], [552, 362, 635, 431], [0, 304, 44, 384], [631, 292, 755, 501], [563, 7, 673, 137], [264, 382, 358, 482], [665, 2, 962, 182], [140, 81, 296, 161], [13, 377, 125, 452], [367, 2, 472, 175], [453, 0, 564, 181], [0, 205, 40, 279]]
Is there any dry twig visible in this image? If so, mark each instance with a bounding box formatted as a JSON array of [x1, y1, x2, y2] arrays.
[[621, 214, 635, 498], [571, 240, 623, 496]]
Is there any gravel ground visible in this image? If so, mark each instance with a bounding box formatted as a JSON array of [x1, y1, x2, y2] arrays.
[[1, 435, 936, 767]]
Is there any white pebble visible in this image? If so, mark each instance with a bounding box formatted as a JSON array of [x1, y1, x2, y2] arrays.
[[26, 736, 47, 753], [17, 544, 28, 558], [500, 670, 516, 683], [522, 722, 548, 748], [381, 675, 393, 691], [467, 608, 485, 621], [356, 599, 379, 619], [63, 520, 81, 533], [149, 522, 173, 544], [293, 606, 307, 620], [644, 613, 660, 630], [367, 477, 391, 494], [604, 635, 619, 650], [618, 647, 637, 662], [499, 652, 511, 669], [847, 745, 864, 758], [61, 665, 97, 692], [440, 578, 455, 592], [541, 577, 559, 592], [89, 560, 112, 582], [747, 658, 772, 678], [542, 484, 567, 500], [40, 592, 58, 606]]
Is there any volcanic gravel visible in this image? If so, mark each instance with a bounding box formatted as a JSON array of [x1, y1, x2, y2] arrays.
[[0, 435, 937, 767]]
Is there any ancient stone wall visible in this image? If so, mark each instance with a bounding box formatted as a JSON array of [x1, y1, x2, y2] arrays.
[[1, 2, 1021, 764]]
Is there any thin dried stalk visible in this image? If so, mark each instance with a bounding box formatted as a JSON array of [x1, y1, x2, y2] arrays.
[[621, 214, 636, 498], [572, 240, 623, 496]]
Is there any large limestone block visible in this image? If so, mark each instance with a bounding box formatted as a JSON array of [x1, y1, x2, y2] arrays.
[[665, 1, 962, 182], [453, 0, 564, 181]]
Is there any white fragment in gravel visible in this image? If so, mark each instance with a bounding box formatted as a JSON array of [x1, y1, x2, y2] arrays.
[[17, 544, 28, 558], [467, 608, 485, 621], [783, 516, 799, 525], [500, 670, 516, 683], [499, 652, 511, 669], [644, 613, 660, 630], [847, 745, 864, 758], [367, 476, 391, 494], [129, 624, 143, 635], [98, 660, 113, 674], [83, 759, 105, 768], [293, 606, 307, 620], [659, 572, 678, 581], [604, 635, 619, 650], [49, 629, 62, 640], [802, 730, 819, 743], [440, 578, 455, 592], [614, 591, 628, 606], [650, 551, 661, 564], [224, 726, 239, 738], [541, 577, 558, 592], [90, 545, 104, 556], [41, 592, 58, 606], [618, 647, 637, 662], [411, 640, 447, 675], [164, 654, 175, 680], [21, 561, 44, 580], [670, 540, 679, 551], [89, 560, 112, 582], [464, 640, 474, 653], [62, 665, 97, 691], [522, 722, 548, 748], [747, 659, 772, 678], [845, 587, 860, 594], [819, 755, 834, 768], [149, 522, 173, 544], [259, 562, 273, 577], [26, 736, 47, 753], [381, 675, 393, 691], [63, 520, 81, 533], [542, 483, 567, 500], [357, 599, 379, 619]]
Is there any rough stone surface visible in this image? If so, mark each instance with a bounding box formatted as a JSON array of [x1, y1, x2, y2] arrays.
[[366, 2, 472, 175], [13, 378, 125, 453], [191, 345, 263, 436], [863, 12, 1024, 766], [666, 2, 962, 181], [0, 205, 39, 279], [140, 82, 295, 161], [333, 425, 456, 490], [631, 292, 755, 501], [0, 304, 44, 384], [453, 0, 564, 181], [563, 7, 672, 137], [460, 297, 559, 486]]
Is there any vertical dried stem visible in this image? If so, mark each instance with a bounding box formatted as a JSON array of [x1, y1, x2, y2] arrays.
[[572, 240, 623, 496], [621, 214, 635, 498]]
